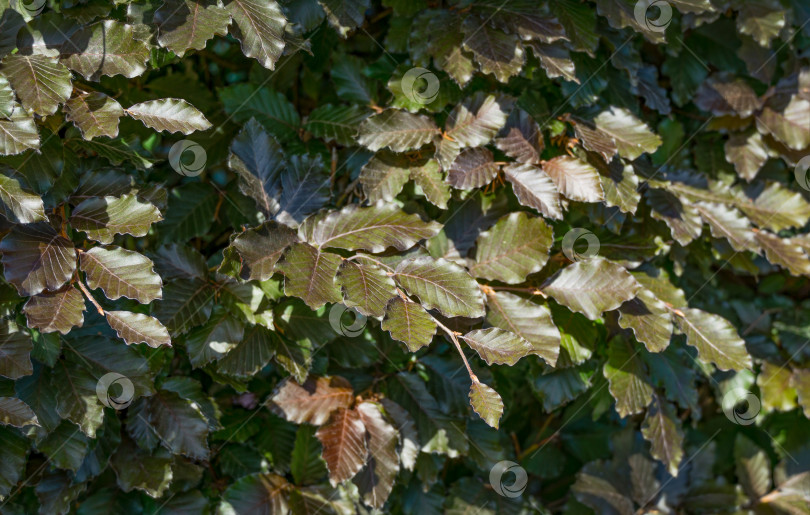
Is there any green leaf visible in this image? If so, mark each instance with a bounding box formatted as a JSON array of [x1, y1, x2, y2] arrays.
[[155, 0, 231, 56], [23, 287, 86, 335], [694, 202, 758, 252], [461, 327, 532, 366], [217, 324, 277, 378], [641, 396, 684, 477], [0, 425, 29, 496], [60, 21, 152, 80], [336, 260, 397, 318], [469, 380, 503, 429], [394, 256, 486, 318], [301, 203, 441, 253], [604, 337, 653, 417], [543, 258, 641, 321], [484, 290, 559, 366], [185, 309, 243, 367], [291, 423, 327, 486], [461, 18, 524, 83], [105, 311, 171, 348], [125, 98, 212, 134], [158, 182, 217, 243], [674, 308, 752, 371], [0, 111, 40, 155], [734, 434, 770, 499], [381, 297, 437, 352], [0, 171, 46, 223], [71, 194, 163, 244], [594, 107, 662, 160], [504, 163, 563, 220], [219, 473, 290, 514], [51, 357, 104, 437], [64, 92, 124, 140], [0, 54, 72, 116], [276, 242, 342, 309], [357, 110, 440, 152], [359, 151, 412, 203], [221, 85, 300, 141], [305, 104, 370, 145], [150, 243, 208, 281], [0, 320, 31, 381], [80, 246, 162, 304], [0, 222, 76, 296], [471, 211, 553, 284], [153, 278, 215, 335], [725, 130, 769, 181], [109, 438, 172, 498], [37, 420, 90, 471], [225, 0, 287, 69], [755, 230, 810, 277], [757, 96, 810, 151], [270, 376, 354, 425], [618, 288, 673, 353], [143, 390, 210, 460], [318, 0, 370, 37]]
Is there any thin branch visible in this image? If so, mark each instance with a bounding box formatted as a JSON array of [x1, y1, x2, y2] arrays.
[[77, 280, 104, 316], [432, 316, 478, 383]]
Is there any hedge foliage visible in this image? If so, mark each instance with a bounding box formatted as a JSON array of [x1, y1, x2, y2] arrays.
[[0, 0, 809, 513]]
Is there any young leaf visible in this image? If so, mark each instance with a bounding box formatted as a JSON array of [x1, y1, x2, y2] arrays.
[[155, 0, 231, 56], [448, 147, 500, 190], [0, 54, 72, 116], [60, 21, 151, 80], [276, 242, 343, 309], [357, 110, 439, 152], [0, 172, 46, 223], [603, 337, 654, 417], [394, 257, 485, 318], [229, 221, 299, 281], [542, 155, 604, 203], [484, 290, 560, 366], [64, 92, 124, 140], [594, 107, 662, 160], [641, 397, 684, 477], [381, 297, 437, 352], [618, 288, 673, 353], [226, 0, 287, 69], [504, 163, 563, 220]]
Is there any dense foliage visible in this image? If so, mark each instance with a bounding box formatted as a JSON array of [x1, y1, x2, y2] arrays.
[[0, 0, 809, 512]]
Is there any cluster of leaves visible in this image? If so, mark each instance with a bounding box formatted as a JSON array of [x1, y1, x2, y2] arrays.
[[0, 0, 809, 513]]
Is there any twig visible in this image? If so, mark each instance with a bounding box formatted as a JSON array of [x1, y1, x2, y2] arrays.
[[432, 316, 478, 383], [77, 280, 104, 316]]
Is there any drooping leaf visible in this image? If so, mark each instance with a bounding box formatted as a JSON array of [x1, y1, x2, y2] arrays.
[[542, 155, 604, 203], [410, 159, 450, 209], [80, 246, 162, 304], [0, 112, 40, 156], [461, 18, 524, 83], [316, 407, 367, 485], [0, 54, 72, 116], [543, 258, 641, 321], [603, 337, 654, 417], [394, 256, 485, 318], [105, 311, 171, 348], [471, 211, 553, 284], [381, 297, 437, 352], [618, 288, 673, 353], [447, 147, 500, 190], [359, 150, 412, 203], [444, 93, 512, 147], [71, 194, 163, 244], [469, 380, 503, 429], [229, 221, 298, 281], [23, 287, 85, 335], [594, 107, 662, 160], [755, 230, 810, 277], [125, 98, 212, 135], [484, 290, 560, 366], [0, 397, 39, 427], [354, 401, 399, 507], [225, 0, 287, 69], [674, 308, 752, 371], [0, 222, 76, 296], [641, 396, 684, 477]]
